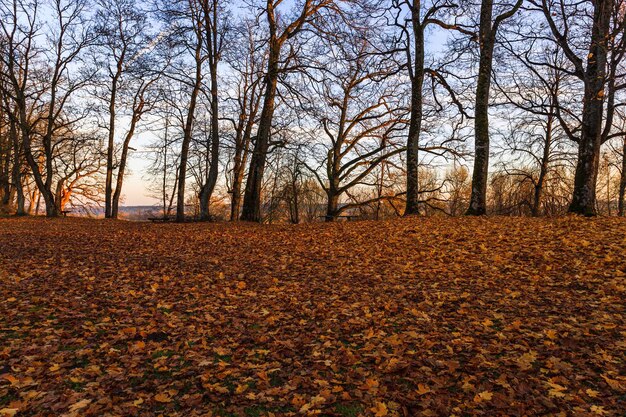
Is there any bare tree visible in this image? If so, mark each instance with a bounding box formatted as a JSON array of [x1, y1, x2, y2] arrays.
[[222, 18, 265, 221], [464, 0, 522, 215], [527, 0, 626, 215], [196, 0, 228, 220], [301, 27, 406, 220], [94, 0, 161, 218], [240, 0, 338, 222]]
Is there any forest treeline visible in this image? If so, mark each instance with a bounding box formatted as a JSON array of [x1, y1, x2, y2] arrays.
[[1, 0, 625, 222]]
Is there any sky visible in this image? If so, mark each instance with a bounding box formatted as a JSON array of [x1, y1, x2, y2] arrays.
[[119, 146, 157, 206]]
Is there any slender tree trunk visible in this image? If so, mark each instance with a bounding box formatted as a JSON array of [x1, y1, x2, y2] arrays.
[[105, 67, 122, 218], [568, 0, 611, 216], [9, 119, 24, 215], [405, 0, 424, 216], [619, 137, 626, 216], [111, 109, 141, 219], [532, 111, 555, 217], [241, 47, 279, 222]]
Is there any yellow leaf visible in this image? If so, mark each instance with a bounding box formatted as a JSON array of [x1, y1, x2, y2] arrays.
[[154, 393, 172, 403], [121, 327, 137, 337], [585, 388, 599, 397], [362, 378, 379, 393], [3, 375, 18, 386], [544, 329, 557, 340], [68, 399, 91, 412], [133, 398, 144, 407], [235, 384, 248, 394], [517, 351, 537, 370], [591, 405, 607, 415], [236, 281, 246, 290], [547, 382, 567, 398], [0, 408, 18, 417], [474, 391, 493, 402], [370, 401, 388, 417], [415, 383, 431, 395], [461, 381, 475, 392], [49, 364, 60, 372], [601, 374, 622, 390]]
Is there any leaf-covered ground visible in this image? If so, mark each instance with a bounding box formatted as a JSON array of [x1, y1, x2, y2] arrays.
[[0, 217, 624, 417]]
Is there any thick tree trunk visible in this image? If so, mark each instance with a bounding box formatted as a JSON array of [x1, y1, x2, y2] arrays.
[[18, 103, 57, 216], [467, 0, 496, 216], [325, 191, 339, 222], [176, 37, 204, 223], [0, 127, 10, 211], [618, 136, 626, 216], [230, 161, 244, 221], [240, 47, 279, 222], [199, 70, 220, 220], [405, 0, 424, 216], [568, 0, 611, 216], [199, 2, 221, 221]]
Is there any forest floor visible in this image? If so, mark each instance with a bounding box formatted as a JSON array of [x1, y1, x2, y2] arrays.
[[0, 217, 624, 417]]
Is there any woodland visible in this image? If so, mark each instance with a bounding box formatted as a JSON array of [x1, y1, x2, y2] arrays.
[[1, 0, 626, 220], [1, 0, 626, 416]]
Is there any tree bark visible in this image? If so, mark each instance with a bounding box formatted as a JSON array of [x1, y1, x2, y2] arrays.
[[466, 0, 522, 215], [105, 59, 123, 218], [325, 190, 339, 222], [240, 45, 279, 222], [532, 104, 555, 217], [567, 0, 612, 216], [9, 117, 24, 215], [111, 106, 142, 219], [176, 31, 204, 223], [619, 136, 626, 216], [405, 0, 424, 216], [466, 0, 496, 216]]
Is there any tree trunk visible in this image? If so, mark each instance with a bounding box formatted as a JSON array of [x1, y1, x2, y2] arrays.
[[199, 1, 221, 221], [111, 109, 141, 219], [466, 0, 496, 216], [105, 67, 122, 218], [199, 70, 220, 220], [405, 0, 424, 216], [532, 110, 555, 217], [176, 35, 204, 223], [568, 0, 611, 216], [240, 46, 279, 222], [619, 137, 626, 216], [19, 106, 57, 217], [10, 120, 25, 215], [325, 191, 339, 222], [0, 124, 10, 211]]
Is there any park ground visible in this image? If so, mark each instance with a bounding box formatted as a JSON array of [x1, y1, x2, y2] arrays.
[[0, 216, 624, 416]]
